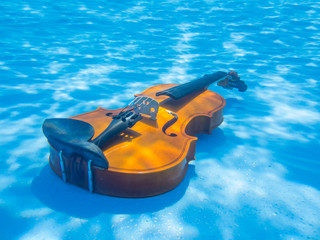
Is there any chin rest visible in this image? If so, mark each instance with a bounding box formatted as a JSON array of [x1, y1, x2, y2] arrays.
[[42, 118, 109, 169]]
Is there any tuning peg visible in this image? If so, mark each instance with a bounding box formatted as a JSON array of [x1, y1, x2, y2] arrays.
[[217, 71, 247, 92]]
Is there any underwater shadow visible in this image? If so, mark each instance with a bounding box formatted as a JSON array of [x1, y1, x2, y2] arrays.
[[194, 126, 245, 161], [224, 97, 246, 113], [32, 163, 196, 219]]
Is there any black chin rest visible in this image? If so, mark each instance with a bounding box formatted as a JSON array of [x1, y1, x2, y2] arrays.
[[42, 118, 108, 169]]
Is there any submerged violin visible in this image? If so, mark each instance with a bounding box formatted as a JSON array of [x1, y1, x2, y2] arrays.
[[42, 71, 247, 197]]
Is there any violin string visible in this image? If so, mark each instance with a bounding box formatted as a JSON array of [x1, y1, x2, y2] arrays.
[[117, 97, 140, 116]]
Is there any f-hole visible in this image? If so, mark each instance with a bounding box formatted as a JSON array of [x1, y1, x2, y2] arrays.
[[162, 111, 178, 137]]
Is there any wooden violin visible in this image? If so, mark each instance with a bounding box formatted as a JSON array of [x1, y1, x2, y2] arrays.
[[42, 71, 247, 197]]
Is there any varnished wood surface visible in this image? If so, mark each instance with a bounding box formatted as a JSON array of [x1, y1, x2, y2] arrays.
[[48, 84, 226, 197]]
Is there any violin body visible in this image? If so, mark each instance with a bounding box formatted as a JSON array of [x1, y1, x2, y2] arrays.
[[43, 71, 246, 197], [47, 83, 225, 197]]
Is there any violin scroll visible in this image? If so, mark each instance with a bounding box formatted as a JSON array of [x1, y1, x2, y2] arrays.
[[217, 71, 247, 92]]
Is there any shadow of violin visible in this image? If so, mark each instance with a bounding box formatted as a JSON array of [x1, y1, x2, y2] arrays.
[[31, 163, 196, 218]]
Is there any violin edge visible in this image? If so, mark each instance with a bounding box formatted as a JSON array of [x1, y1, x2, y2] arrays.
[[48, 148, 190, 197]]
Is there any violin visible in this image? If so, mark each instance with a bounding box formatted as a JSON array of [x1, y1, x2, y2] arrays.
[[42, 71, 247, 197]]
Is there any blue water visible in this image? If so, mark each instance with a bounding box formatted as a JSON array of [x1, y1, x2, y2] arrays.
[[1, 0, 320, 239]]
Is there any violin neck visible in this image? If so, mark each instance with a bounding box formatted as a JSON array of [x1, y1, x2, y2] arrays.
[[156, 71, 227, 100]]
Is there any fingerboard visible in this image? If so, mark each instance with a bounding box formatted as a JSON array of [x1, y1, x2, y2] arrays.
[[156, 71, 227, 100]]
